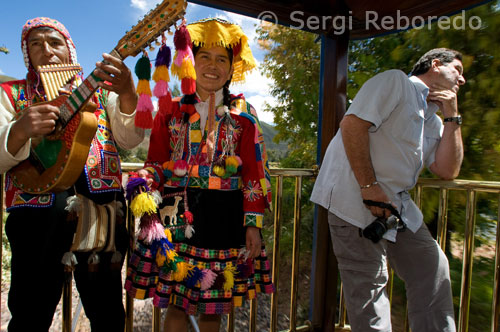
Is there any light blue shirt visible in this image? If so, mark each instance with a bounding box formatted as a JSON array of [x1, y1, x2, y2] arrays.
[[310, 70, 443, 240]]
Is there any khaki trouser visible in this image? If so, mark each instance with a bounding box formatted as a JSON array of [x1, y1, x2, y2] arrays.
[[329, 212, 456, 332]]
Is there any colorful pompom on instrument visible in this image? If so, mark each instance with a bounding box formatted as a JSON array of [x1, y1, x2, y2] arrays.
[[153, 37, 173, 116], [134, 53, 154, 129], [171, 22, 196, 95]]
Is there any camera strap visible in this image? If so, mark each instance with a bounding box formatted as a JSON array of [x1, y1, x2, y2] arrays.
[[362, 200, 407, 231]]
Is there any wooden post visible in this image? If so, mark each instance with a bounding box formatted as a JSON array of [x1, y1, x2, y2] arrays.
[[310, 29, 348, 332]]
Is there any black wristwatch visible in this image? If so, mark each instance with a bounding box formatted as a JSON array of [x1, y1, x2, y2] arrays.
[[443, 115, 462, 125]]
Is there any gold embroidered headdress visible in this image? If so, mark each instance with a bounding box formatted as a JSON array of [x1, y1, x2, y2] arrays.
[[171, 18, 256, 84]]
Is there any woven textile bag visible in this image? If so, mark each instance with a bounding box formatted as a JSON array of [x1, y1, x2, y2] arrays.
[[62, 194, 122, 270]]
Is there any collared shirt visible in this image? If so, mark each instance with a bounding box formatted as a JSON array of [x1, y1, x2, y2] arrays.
[[195, 89, 223, 132], [310, 70, 443, 240]]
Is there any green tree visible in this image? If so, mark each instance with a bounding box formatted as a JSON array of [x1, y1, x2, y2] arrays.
[[257, 23, 321, 168]]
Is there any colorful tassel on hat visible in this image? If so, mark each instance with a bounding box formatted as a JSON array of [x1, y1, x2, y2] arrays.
[[153, 40, 173, 116], [134, 53, 154, 129]]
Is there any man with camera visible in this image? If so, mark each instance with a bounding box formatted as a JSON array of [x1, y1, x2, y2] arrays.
[[310, 48, 465, 331]]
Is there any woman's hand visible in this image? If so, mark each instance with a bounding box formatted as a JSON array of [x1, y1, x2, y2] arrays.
[[245, 226, 262, 259]]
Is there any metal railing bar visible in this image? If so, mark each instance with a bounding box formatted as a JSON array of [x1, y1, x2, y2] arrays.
[[250, 298, 257, 332], [270, 175, 283, 332], [437, 188, 450, 250], [290, 176, 303, 332], [337, 285, 346, 327], [491, 195, 500, 332], [458, 189, 477, 332], [152, 307, 161, 332], [227, 306, 235, 332], [417, 179, 500, 192]]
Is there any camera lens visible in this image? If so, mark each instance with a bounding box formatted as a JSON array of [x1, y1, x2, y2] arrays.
[[362, 218, 388, 243]]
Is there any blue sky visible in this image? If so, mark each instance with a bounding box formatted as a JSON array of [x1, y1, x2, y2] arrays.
[[0, 0, 276, 123]]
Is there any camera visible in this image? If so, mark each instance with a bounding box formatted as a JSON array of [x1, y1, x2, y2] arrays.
[[362, 215, 400, 243]]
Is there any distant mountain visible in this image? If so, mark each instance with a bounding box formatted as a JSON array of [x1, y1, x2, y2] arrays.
[[260, 121, 288, 162], [0, 75, 17, 83], [121, 120, 288, 163]]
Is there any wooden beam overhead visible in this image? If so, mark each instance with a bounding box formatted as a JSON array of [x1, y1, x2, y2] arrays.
[[189, 0, 490, 38]]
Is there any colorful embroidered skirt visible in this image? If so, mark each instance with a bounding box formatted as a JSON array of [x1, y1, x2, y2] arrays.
[[125, 187, 274, 315]]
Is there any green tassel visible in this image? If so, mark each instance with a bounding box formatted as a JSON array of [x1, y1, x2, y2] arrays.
[[135, 56, 151, 80]]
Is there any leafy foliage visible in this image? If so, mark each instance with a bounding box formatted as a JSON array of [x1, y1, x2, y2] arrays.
[[257, 23, 321, 168]]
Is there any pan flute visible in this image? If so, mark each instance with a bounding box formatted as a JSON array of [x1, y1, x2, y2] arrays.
[[38, 64, 82, 101]]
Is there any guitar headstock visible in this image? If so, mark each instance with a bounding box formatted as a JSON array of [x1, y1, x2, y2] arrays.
[[116, 0, 186, 58]]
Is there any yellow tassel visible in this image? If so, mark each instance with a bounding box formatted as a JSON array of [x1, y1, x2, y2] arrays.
[[226, 156, 239, 168], [152, 65, 170, 82], [179, 58, 196, 80], [136, 79, 152, 96], [164, 228, 173, 242], [166, 248, 177, 262], [213, 165, 226, 177], [223, 265, 237, 291], [130, 192, 157, 218], [156, 250, 166, 267], [173, 261, 193, 282], [171, 61, 181, 80]]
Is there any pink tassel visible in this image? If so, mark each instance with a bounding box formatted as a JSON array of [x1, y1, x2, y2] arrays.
[[137, 94, 154, 112], [138, 215, 166, 244], [139, 221, 166, 244], [175, 48, 194, 67], [200, 269, 217, 290], [153, 80, 168, 98]]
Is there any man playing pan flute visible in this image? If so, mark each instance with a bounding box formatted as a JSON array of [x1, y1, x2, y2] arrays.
[[0, 17, 144, 331]]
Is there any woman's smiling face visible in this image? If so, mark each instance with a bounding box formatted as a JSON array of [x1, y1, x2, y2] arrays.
[[194, 46, 233, 101]]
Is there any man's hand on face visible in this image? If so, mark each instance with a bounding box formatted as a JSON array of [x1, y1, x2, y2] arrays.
[[427, 83, 459, 118]]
